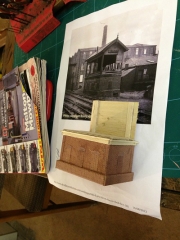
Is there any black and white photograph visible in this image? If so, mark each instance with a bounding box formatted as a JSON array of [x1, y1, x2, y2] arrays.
[[62, 4, 162, 124]]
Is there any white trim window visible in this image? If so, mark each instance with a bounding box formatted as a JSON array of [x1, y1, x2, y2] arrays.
[[143, 69, 147, 74], [79, 75, 83, 83], [135, 48, 139, 55]]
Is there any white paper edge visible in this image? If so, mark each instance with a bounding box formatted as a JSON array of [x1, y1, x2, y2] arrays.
[[48, 0, 177, 220]]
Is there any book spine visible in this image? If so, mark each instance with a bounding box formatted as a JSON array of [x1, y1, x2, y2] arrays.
[[2, 92, 8, 145], [34, 104, 41, 140], [0, 146, 12, 173], [38, 139, 45, 173]]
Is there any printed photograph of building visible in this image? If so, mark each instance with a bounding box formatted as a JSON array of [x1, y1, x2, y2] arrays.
[[62, 5, 162, 124]]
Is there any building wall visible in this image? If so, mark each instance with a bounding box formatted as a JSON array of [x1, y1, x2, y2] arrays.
[[84, 74, 121, 97], [124, 45, 156, 59], [134, 64, 157, 91], [66, 64, 76, 90], [67, 48, 97, 90], [103, 44, 125, 69], [121, 69, 136, 92]]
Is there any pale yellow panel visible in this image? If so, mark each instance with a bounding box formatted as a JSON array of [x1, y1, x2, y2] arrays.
[[90, 101, 139, 139]]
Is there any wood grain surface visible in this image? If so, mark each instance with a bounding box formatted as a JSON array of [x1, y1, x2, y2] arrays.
[[162, 178, 180, 192]]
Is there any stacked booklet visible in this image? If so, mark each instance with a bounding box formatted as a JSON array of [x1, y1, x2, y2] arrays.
[[0, 58, 50, 173]]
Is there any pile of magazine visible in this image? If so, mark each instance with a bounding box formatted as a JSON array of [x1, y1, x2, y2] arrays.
[[0, 58, 50, 173]]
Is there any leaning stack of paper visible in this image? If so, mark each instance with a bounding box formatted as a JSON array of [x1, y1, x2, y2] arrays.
[[0, 58, 50, 173]]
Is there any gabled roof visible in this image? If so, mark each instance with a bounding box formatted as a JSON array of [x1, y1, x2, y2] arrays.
[[123, 55, 158, 68], [126, 43, 157, 47], [86, 38, 128, 62], [121, 68, 135, 77]]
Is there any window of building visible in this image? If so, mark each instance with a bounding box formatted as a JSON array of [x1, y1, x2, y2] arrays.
[[79, 75, 83, 83], [135, 48, 139, 55], [87, 64, 90, 74], [81, 63, 84, 70], [94, 62, 98, 72], [144, 48, 147, 54], [143, 69, 147, 75], [138, 70, 143, 81], [116, 63, 122, 70], [83, 52, 86, 59], [125, 64, 129, 69], [150, 47, 154, 55], [91, 63, 94, 74]]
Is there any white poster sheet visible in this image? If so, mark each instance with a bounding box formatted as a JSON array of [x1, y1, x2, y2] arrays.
[[48, 0, 177, 219]]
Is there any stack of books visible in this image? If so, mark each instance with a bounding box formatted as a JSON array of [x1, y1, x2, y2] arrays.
[[0, 58, 50, 173]]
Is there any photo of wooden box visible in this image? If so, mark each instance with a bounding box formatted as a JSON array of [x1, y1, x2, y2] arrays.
[[56, 101, 139, 185]]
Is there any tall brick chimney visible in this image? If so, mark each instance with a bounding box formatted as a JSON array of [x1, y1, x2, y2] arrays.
[[101, 25, 107, 47]]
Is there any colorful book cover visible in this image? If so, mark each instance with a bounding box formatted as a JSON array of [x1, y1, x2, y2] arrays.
[[1, 91, 8, 145], [16, 81, 41, 142], [2, 67, 22, 145], [1, 66, 46, 173], [2, 67, 41, 145], [0, 139, 45, 173]]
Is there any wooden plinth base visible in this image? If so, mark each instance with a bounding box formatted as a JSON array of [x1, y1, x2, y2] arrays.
[[56, 160, 134, 186]]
